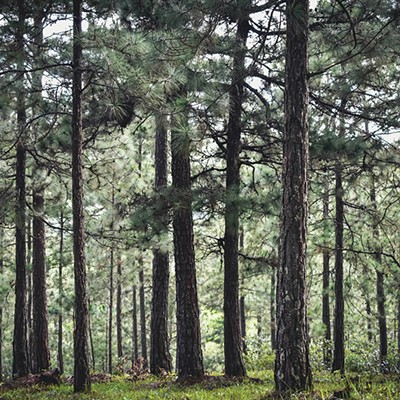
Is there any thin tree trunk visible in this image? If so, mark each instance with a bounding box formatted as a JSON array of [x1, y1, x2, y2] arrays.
[[27, 219, 32, 372], [72, 0, 91, 391], [117, 256, 123, 359], [366, 298, 373, 342], [370, 175, 387, 370], [397, 290, 400, 371], [13, 0, 29, 379], [171, 101, 204, 379], [0, 224, 3, 382], [58, 212, 64, 374], [223, 9, 249, 379], [150, 112, 172, 375], [139, 267, 148, 368], [132, 285, 138, 366], [239, 231, 247, 355], [270, 265, 276, 351], [275, 0, 311, 392], [32, 188, 50, 372], [332, 114, 345, 374], [88, 296, 96, 371], [322, 177, 331, 366], [108, 246, 114, 374]]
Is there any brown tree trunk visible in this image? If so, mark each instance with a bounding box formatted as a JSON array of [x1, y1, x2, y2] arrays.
[[332, 117, 345, 374], [139, 268, 148, 368], [223, 10, 249, 379], [58, 212, 64, 374], [117, 256, 123, 358], [275, 0, 311, 392], [132, 285, 138, 365], [108, 246, 114, 374], [270, 266, 276, 351], [32, 187, 50, 373], [13, 0, 29, 379], [171, 106, 204, 379], [150, 112, 172, 374], [72, 0, 91, 391], [322, 177, 331, 366], [370, 175, 387, 370]]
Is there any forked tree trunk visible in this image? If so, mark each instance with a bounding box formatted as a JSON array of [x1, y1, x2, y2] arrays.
[[322, 177, 331, 366], [223, 9, 249, 378], [150, 112, 172, 374], [72, 0, 91, 391], [171, 105, 204, 379], [275, 0, 312, 392]]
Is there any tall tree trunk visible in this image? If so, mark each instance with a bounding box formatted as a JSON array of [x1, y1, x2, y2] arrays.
[[0, 224, 3, 382], [270, 265, 276, 351], [13, 0, 29, 379], [108, 246, 114, 374], [223, 9, 249, 379], [139, 267, 148, 368], [239, 230, 247, 355], [72, 0, 91, 391], [32, 188, 50, 372], [27, 219, 32, 372], [322, 177, 331, 366], [150, 112, 172, 374], [275, 0, 311, 392], [58, 212, 64, 374], [332, 114, 345, 374], [370, 175, 387, 370], [117, 256, 123, 358], [132, 285, 138, 365], [171, 102, 204, 379], [88, 296, 96, 370], [397, 290, 400, 371]]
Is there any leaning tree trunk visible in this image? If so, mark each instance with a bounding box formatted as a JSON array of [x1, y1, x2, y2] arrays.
[[150, 112, 172, 374], [370, 174, 387, 370], [72, 0, 91, 391], [332, 113, 345, 375], [171, 101, 204, 379], [223, 10, 249, 378], [13, 0, 29, 379], [274, 0, 312, 392], [322, 176, 331, 366]]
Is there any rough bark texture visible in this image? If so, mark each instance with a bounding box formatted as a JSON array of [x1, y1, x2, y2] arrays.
[[32, 188, 50, 373], [371, 176, 387, 368], [332, 141, 344, 374], [58, 213, 64, 374], [139, 268, 148, 368], [117, 256, 123, 358], [223, 11, 249, 379], [72, 0, 91, 391], [132, 285, 139, 364], [172, 112, 204, 379], [322, 178, 331, 366], [108, 247, 114, 374], [275, 0, 311, 392], [150, 112, 172, 374]]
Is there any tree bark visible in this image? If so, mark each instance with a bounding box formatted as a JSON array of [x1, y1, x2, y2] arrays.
[[275, 0, 312, 392], [370, 175, 387, 370], [13, 0, 29, 379], [223, 9, 249, 379], [332, 118, 345, 374], [108, 246, 114, 374], [0, 224, 3, 382], [171, 106, 204, 379], [132, 285, 138, 365], [117, 256, 123, 359], [150, 112, 172, 374], [72, 0, 91, 391], [397, 290, 400, 371], [58, 212, 64, 374], [139, 267, 148, 368], [270, 265, 276, 351], [322, 177, 331, 366], [31, 187, 50, 373]]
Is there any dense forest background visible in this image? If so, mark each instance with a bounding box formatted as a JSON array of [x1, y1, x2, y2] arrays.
[[0, 0, 399, 396]]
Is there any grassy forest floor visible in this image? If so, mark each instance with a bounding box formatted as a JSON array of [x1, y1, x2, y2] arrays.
[[1, 370, 399, 399]]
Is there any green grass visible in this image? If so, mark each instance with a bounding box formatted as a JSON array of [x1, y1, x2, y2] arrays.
[[1, 371, 399, 399]]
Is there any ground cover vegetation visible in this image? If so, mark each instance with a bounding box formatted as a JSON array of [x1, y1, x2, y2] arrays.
[[0, 0, 399, 398]]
